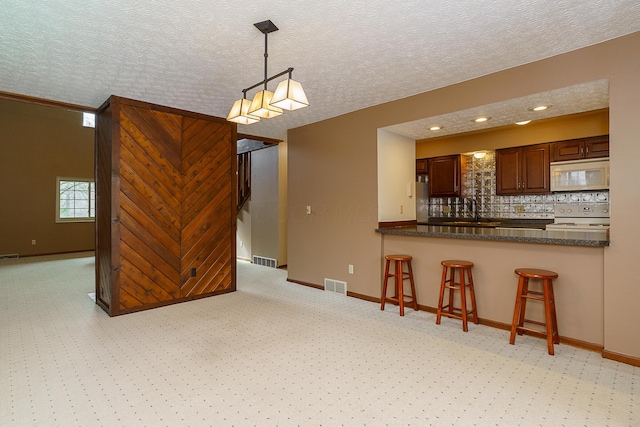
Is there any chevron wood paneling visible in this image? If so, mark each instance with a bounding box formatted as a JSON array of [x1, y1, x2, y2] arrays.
[[95, 96, 236, 316], [180, 117, 233, 297]]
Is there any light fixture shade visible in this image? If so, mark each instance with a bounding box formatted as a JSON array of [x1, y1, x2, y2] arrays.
[[247, 90, 283, 118], [227, 99, 260, 124], [270, 79, 309, 110]]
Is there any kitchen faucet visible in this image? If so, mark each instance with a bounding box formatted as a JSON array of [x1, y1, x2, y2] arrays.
[[468, 198, 480, 222]]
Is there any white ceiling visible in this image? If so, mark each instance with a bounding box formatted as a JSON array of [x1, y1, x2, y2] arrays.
[[1, 1, 639, 140]]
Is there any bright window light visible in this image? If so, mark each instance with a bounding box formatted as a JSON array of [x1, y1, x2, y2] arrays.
[[83, 112, 95, 128]]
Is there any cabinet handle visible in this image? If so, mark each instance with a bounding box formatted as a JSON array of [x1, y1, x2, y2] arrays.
[[581, 147, 584, 156], [586, 146, 589, 156]]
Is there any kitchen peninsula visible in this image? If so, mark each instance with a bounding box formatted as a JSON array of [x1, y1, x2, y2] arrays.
[[376, 224, 607, 349]]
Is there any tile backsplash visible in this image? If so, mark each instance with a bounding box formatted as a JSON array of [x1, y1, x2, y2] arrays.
[[427, 152, 610, 220]]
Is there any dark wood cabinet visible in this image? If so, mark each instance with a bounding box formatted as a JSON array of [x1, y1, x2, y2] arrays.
[[428, 154, 462, 197], [496, 143, 550, 195], [416, 158, 428, 175], [551, 135, 609, 162]]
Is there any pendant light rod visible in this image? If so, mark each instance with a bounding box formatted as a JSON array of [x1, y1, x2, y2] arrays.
[[242, 67, 294, 96], [263, 31, 268, 90]]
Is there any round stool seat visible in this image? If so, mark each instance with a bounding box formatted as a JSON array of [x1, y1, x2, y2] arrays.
[[386, 255, 412, 261], [515, 268, 558, 279], [442, 260, 474, 268]]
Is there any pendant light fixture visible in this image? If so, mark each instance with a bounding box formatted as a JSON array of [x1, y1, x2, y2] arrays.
[[227, 20, 309, 125]]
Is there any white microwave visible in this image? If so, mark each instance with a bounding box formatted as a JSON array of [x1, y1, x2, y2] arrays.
[[550, 158, 609, 192]]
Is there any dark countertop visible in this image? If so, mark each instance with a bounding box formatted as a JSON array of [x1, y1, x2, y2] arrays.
[[376, 225, 609, 247]]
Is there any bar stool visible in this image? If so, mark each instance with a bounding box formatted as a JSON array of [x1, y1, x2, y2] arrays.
[[436, 260, 478, 332], [380, 255, 418, 316], [509, 268, 559, 355]]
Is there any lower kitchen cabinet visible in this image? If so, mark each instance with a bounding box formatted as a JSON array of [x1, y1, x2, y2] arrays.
[[496, 143, 550, 195]]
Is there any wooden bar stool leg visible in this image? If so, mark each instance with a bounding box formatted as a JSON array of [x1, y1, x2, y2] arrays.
[[459, 267, 468, 332], [407, 260, 418, 311], [396, 260, 405, 316], [510, 276, 525, 345], [548, 279, 559, 344], [381, 259, 390, 311], [436, 265, 447, 325], [542, 279, 555, 355], [517, 277, 530, 335], [466, 268, 479, 325]]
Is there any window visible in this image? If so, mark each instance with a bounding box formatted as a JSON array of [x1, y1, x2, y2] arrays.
[[82, 112, 95, 128], [56, 177, 95, 222]]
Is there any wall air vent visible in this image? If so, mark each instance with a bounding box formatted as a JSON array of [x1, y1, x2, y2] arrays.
[[324, 278, 347, 296], [252, 255, 277, 268], [0, 254, 19, 260]]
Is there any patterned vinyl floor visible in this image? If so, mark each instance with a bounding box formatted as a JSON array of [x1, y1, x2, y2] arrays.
[[0, 253, 638, 426]]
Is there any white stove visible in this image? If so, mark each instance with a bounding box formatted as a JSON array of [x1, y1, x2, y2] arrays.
[[546, 203, 610, 234]]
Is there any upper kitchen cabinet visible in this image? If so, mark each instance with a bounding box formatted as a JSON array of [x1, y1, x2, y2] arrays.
[[428, 154, 463, 197], [496, 143, 550, 195], [551, 135, 609, 162], [416, 158, 428, 176]]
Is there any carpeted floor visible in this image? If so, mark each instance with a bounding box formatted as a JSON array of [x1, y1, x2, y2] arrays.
[[0, 252, 638, 426]]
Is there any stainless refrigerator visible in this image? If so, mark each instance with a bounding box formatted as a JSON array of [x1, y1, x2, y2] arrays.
[[416, 176, 429, 223]]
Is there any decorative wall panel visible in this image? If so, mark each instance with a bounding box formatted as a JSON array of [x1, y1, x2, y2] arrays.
[[95, 96, 236, 316]]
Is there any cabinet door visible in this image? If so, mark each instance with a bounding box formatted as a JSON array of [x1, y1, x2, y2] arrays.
[[551, 139, 583, 162], [428, 155, 461, 197], [416, 158, 428, 175], [584, 135, 609, 159], [495, 147, 521, 195], [522, 144, 550, 194]]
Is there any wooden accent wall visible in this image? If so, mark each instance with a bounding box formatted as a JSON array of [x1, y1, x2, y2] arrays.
[[95, 96, 236, 316]]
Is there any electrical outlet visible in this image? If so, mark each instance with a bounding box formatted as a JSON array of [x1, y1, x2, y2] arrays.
[[443, 206, 451, 214], [239, 240, 244, 247], [31, 240, 36, 245], [306, 205, 312, 215], [400, 205, 403, 214], [348, 264, 354, 275], [515, 205, 525, 213]]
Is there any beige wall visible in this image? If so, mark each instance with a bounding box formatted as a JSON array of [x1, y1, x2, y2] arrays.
[[251, 145, 280, 262], [0, 99, 95, 256], [287, 32, 640, 360], [377, 129, 416, 222], [236, 202, 252, 260], [278, 142, 288, 265]]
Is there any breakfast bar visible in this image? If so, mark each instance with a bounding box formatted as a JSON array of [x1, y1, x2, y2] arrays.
[[376, 225, 607, 349]]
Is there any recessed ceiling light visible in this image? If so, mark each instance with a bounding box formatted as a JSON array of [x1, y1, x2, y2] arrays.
[[528, 105, 551, 112], [474, 116, 490, 123], [429, 126, 443, 131], [473, 151, 487, 159], [515, 120, 532, 125]]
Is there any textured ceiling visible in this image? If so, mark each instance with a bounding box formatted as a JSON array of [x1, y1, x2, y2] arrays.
[[383, 79, 610, 140], [1, 1, 639, 140]]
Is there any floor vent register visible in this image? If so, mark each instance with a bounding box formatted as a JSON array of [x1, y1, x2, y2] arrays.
[[324, 278, 347, 296], [252, 255, 277, 268]]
